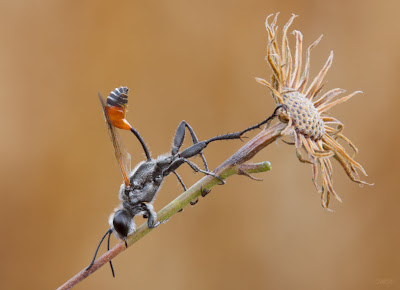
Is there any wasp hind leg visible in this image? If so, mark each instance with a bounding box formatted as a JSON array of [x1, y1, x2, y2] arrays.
[[171, 121, 210, 171]]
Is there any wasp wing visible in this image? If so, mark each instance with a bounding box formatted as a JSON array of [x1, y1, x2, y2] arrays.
[[98, 92, 132, 186]]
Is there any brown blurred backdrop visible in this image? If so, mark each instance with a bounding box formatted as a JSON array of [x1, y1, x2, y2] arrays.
[[0, 1, 399, 289]]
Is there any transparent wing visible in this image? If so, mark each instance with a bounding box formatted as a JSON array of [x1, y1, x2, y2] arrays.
[[98, 92, 132, 186]]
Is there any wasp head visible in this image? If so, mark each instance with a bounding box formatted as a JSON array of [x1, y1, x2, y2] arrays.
[[109, 209, 135, 240]]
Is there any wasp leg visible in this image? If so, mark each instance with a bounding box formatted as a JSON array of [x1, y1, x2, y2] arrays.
[[171, 121, 209, 171], [172, 170, 187, 191], [190, 199, 199, 205], [178, 106, 284, 161], [200, 187, 211, 197], [143, 203, 160, 228], [183, 159, 225, 185], [238, 104, 285, 135]]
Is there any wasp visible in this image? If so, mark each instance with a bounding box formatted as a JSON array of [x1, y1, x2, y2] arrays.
[[87, 87, 280, 276]]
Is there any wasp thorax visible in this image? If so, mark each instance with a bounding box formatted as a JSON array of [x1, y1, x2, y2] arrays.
[[282, 92, 324, 140]]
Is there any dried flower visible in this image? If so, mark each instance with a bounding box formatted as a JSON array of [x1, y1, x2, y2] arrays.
[[256, 13, 371, 209]]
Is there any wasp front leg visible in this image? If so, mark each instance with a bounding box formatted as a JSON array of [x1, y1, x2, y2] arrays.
[[142, 203, 160, 228]]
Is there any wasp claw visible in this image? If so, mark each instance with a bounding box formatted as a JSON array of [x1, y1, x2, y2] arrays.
[[190, 198, 199, 205], [200, 187, 211, 197]]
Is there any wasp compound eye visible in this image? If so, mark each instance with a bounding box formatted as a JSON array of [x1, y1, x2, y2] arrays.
[[113, 210, 132, 238]]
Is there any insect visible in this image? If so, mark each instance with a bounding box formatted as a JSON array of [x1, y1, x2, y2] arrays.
[[86, 86, 281, 276]]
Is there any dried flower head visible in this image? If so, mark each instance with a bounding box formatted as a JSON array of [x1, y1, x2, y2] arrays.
[[256, 13, 371, 209]]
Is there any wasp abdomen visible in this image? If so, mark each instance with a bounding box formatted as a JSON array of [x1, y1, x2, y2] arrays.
[[105, 86, 131, 130], [107, 86, 129, 108]]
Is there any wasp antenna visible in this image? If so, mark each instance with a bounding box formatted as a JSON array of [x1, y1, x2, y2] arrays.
[[107, 229, 116, 278], [86, 229, 113, 271], [130, 127, 151, 161]]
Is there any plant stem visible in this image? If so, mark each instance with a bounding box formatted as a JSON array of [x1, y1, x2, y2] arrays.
[[58, 121, 286, 290]]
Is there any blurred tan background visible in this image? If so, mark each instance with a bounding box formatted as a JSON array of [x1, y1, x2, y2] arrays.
[[1, 1, 399, 289]]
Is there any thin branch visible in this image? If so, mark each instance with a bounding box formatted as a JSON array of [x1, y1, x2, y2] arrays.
[[58, 121, 286, 290]]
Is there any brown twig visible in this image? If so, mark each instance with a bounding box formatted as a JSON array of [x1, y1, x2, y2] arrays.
[[58, 121, 286, 290]]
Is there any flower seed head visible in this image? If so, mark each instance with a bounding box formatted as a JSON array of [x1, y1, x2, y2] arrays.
[[282, 92, 325, 140]]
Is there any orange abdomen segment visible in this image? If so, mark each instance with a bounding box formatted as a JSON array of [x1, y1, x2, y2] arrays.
[[106, 106, 132, 130]]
